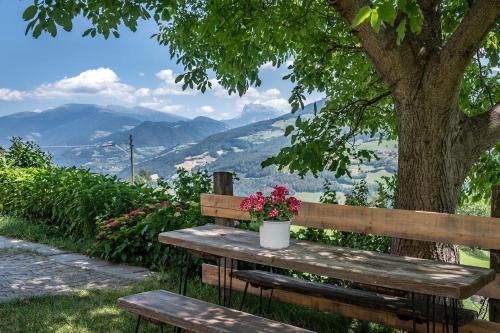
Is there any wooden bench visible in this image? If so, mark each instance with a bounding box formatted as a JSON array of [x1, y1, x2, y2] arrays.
[[198, 193, 500, 333], [232, 270, 477, 326], [118, 290, 315, 333]]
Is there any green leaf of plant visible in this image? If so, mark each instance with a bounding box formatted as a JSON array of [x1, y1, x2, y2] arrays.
[[351, 6, 371, 28], [378, 2, 396, 26], [284, 125, 294, 137], [409, 16, 422, 33], [370, 9, 381, 33], [22, 5, 37, 21], [396, 18, 406, 45]]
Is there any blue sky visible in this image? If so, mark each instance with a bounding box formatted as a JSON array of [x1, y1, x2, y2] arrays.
[[0, 1, 303, 119]]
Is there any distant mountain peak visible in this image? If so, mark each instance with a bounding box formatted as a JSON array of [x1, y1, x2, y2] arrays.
[[241, 103, 282, 114], [224, 104, 283, 128]]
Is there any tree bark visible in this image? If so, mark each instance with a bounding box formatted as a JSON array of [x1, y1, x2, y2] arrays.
[[390, 93, 466, 263], [329, 0, 500, 264]]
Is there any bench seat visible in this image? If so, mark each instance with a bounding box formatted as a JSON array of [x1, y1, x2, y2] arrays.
[[232, 270, 477, 326], [118, 290, 315, 333]]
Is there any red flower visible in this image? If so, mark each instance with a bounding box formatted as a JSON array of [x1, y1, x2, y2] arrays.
[[160, 201, 169, 207], [269, 208, 279, 218]]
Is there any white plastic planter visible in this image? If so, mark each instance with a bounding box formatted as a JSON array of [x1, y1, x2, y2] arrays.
[[259, 220, 291, 249]]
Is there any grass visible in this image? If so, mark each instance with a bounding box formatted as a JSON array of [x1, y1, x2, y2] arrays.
[[0, 270, 395, 333], [460, 246, 490, 268], [0, 215, 93, 254]]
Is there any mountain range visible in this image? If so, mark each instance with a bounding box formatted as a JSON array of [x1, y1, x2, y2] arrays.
[[126, 100, 397, 197], [0, 101, 397, 199], [0, 104, 187, 147]]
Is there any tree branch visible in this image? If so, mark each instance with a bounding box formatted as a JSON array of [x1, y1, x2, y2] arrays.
[[462, 103, 500, 158], [438, 0, 500, 91], [329, 0, 416, 89]]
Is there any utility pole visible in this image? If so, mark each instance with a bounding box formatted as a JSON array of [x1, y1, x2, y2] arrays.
[[129, 134, 135, 184]]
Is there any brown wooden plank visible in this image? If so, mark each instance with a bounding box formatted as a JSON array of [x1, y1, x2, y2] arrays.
[[200, 194, 500, 250], [202, 264, 500, 333], [232, 270, 476, 326], [118, 290, 314, 333], [476, 274, 500, 299], [159, 225, 495, 299]]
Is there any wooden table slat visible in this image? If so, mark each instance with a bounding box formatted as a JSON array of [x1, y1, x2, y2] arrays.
[[159, 224, 495, 299]]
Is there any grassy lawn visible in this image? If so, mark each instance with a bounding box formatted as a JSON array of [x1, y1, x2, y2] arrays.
[[0, 271, 395, 333]]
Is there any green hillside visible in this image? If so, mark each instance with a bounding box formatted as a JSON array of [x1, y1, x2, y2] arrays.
[[133, 101, 398, 198]]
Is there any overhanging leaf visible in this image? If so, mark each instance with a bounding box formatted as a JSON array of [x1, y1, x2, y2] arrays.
[[351, 6, 372, 28]]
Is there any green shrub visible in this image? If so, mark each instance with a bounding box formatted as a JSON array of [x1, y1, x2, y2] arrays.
[[90, 169, 213, 268], [0, 166, 168, 238], [2, 137, 53, 168], [291, 179, 391, 253]]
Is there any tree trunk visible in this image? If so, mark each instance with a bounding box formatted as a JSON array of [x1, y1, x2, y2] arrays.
[[390, 94, 466, 264]]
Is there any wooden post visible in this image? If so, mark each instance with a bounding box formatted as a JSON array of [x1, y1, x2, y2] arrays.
[[490, 185, 500, 322], [213, 172, 234, 226]]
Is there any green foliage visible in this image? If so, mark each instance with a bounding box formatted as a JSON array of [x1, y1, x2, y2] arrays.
[[91, 200, 210, 268], [172, 168, 212, 202], [3, 137, 52, 168], [0, 166, 167, 238], [90, 169, 213, 268], [461, 144, 500, 204], [292, 179, 392, 253], [457, 200, 490, 217]]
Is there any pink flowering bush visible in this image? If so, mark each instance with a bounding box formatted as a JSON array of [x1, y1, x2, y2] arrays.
[[91, 199, 211, 268], [240, 185, 301, 224]]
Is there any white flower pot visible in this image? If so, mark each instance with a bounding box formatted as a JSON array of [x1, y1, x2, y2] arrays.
[[259, 220, 291, 249]]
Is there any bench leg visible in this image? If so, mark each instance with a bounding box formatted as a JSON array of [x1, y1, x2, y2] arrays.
[[174, 252, 191, 333], [266, 289, 274, 314], [135, 316, 141, 333], [239, 281, 249, 311]]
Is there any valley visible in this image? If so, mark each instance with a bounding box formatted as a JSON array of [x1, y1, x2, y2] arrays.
[[0, 101, 397, 201]]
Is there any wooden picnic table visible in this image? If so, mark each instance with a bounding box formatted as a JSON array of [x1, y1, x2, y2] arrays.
[[159, 224, 495, 300]]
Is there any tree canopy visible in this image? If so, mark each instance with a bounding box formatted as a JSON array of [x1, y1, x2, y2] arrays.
[[22, 0, 499, 204]]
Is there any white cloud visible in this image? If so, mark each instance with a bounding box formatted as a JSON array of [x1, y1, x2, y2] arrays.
[[197, 105, 215, 114], [138, 72, 145, 77], [139, 96, 185, 114], [205, 78, 290, 114], [0, 88, 25, 101], [153, 69, 196, 96], [135, 88, 151, 97], [32, 68, 137, 102], [161, 104, 184, 113], [235, 87, 289, 112]]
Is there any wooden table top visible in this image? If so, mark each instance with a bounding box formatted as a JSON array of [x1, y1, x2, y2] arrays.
[[159, 224, 495, 299]]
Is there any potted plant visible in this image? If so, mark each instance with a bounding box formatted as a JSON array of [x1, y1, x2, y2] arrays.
[[240, 185, 301, 249]]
